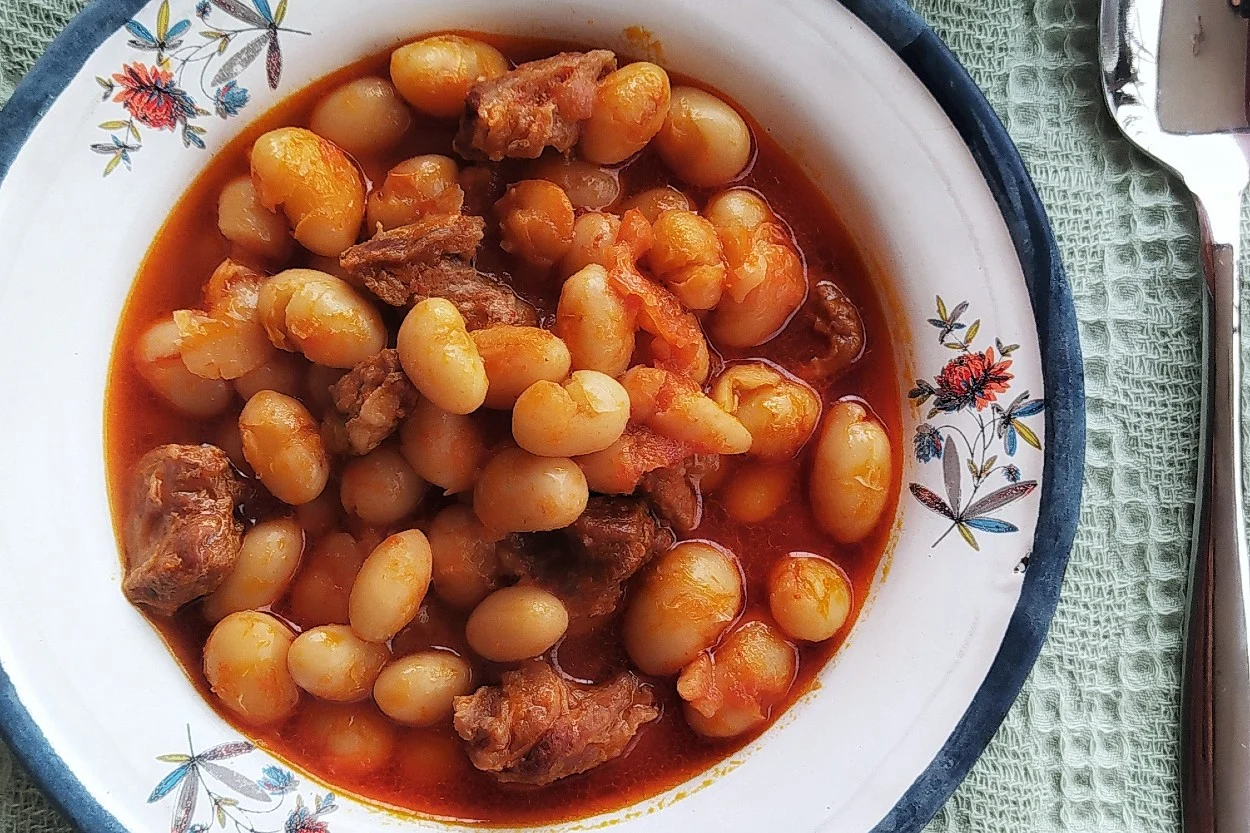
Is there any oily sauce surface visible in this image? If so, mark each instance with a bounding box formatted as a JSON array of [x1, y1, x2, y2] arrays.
[[104, 35, 902, 826]]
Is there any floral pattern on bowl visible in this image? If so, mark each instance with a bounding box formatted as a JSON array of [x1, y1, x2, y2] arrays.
[[91, 0, 307, 174], [149, 728, 336, 833], [907, 297, 1045, 552]]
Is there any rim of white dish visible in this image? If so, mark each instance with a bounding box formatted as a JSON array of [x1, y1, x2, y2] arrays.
[[0, 1, 1085, 832]]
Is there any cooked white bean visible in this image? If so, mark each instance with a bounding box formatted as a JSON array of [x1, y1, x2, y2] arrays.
[[287, 624, 390, 702], [286, 532, 364, 629], [202, 518, 305, 622], [339, 445, 426, 525], [496, 180, 575, 268], [465, 586, 569, 662], [133, 318, 233, 418], [769, 554, 852, 642], [427, 505, 504, 609], [258, 269, 386, 368], [580, 62, 671, 165], [366, 155, 464, 232], [348, 530, 433, 643], [655, 86, 751, 187], [250, 127, 365, 256], [678, 620, 797, 738], [648, 209, 726, 310], [473, 448, 588, 533], [620, 186, 694, 224], [471, 325, 572, 409], [173, 259, 273, 381], [621, 366, 752, 455], [719, 461, 795, 523], [296, 701, 396, 776], [309, 77, 411, 157], [711, 362, 821, 460], [397, 298, 488, 415], [703, 188, 772, 231], [373, 651, 473, 726], [529, 155, 620, 210], [218, 176, 293, 262], [390, 34, 508, 118], [399, 399, 490, 495], [512, 370, 630, 457], [203, 611, 300, 727], [239, 390, 329, 505], [810, 400, 893, 543], [553, 264, 635, 378], [623, 541, 742, 676], [705, 191, 806, 348]]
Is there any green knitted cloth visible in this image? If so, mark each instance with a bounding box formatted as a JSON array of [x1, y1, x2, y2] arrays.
[[0, 0, 1202, 830]]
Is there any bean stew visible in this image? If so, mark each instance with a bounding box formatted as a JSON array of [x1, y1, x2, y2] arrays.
[[105, 32, 902, 826]]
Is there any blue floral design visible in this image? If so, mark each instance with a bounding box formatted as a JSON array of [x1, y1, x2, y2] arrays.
[[259, 765, 297, 796], [149, 728, 334, 833], [913, 424, 944, 462], [213, 80, 250, 118], [91, 0, 308, 175], [908, 297, 1044, 552]]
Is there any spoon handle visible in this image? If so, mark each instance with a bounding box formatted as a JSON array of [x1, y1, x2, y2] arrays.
[[1183, 186, 1247, 833]]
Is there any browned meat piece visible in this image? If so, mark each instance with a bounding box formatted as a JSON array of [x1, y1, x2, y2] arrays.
[[639, 454, 721, 533], [340, 215, 537, 329], [454, 660, 658, 784], [123, 444, 243, 616], [803, 281, 865, 382], [499, 496, 672, 618], [454, 50, 617, 161], [328, 349, 418, 455]]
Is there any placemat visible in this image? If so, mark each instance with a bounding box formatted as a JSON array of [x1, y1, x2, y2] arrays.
[[0, 0, 1206, 830]]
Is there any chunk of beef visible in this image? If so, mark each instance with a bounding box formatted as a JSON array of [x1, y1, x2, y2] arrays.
[[454, 660, 658, 784], [328, 349, 418, 455], [454, 50, 617, 161], [340, 215, 537, 329], [803, 281, 865, 382], [499, 496, 672, 619], [123, 444, 243, 616], [639, 453, 721, 533]]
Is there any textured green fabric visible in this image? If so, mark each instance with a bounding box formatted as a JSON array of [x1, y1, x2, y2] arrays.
[[0, 0, 1208, 830]]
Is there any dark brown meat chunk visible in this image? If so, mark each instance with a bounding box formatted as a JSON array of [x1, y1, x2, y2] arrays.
[[803, 281, 865, 382], [499, 496, 672, 618], [640, 453, 721, 533], [123, 444, 243, 616], [454, 50, 617, 161], [454, 660, 658, 785], [340, 215, 537, 329], [328, 349, 418, 455]]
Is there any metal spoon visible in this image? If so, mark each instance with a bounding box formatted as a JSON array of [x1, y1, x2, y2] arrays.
[[1100, 0, 1249, 828]]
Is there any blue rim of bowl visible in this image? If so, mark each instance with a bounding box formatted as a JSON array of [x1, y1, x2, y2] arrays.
[[0, 0, 1085, 830]]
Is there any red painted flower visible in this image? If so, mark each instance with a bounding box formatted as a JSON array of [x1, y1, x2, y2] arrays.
[[111, 63, 197, 131], [932, 347, 1013, 412]]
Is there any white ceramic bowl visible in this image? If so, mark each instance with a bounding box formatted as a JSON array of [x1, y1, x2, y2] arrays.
[[0, 0, 1084, 831]]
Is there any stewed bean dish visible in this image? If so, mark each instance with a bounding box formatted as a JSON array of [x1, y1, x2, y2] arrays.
[[105, 33, 901, 825]]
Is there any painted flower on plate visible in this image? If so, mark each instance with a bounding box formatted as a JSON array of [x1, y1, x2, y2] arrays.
[[913, 423, 944, 462], [111, 63, 197, 130], [259, 765, 297, 795], [213, 81, 250, 118], [932, 347, 1013, 412]]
